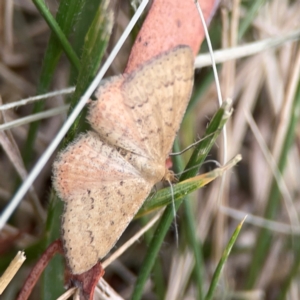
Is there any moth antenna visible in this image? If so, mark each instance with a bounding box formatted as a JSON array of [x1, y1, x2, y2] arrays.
[[170, 132, 216, 156]]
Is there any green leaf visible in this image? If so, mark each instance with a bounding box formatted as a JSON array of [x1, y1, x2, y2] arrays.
[[136, 154, 242, 218], [205, 217, 246, 300]]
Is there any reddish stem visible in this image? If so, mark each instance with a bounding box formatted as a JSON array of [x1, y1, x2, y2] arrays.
[[17, 239, 64, 300], [17, 239, 105, 300], [72, 262, 105, 300]]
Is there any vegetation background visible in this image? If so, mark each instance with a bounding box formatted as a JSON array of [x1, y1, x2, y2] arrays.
[[0, 0, 300, 299]]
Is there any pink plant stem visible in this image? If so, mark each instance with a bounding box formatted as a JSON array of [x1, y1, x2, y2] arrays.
[[125, 0, 220, 73]]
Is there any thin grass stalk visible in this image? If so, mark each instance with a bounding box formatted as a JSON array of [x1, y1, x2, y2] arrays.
[[32, 0, 80, 69], [141, 215, 166, 300], [204, 218, 245, 300], [152, 259, 166, 300], [182, 200, 204, 299]]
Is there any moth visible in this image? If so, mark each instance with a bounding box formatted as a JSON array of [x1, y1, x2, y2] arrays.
[[53, 45, 194, 274]]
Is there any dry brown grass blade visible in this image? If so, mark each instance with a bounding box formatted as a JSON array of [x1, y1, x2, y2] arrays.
[[0, 99, 46, 223], [0, 251, 26, 295]]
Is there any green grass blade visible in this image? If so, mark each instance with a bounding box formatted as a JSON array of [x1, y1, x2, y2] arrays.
[[131, 101, 233, 300], [204, 217, 246, 300], [182, 199, 204, 299], [136, 154, 241, 218], [172, 139, 204, 299], [181, 100, 232, 181], [41, 193, 65, 299], [32, 0, 80, 70], [141, 215, 166, 300], [23, 0, 84, 166]]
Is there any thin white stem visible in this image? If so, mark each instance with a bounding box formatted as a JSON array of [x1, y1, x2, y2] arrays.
[[102, 210, 162, 268], [0, 105, 69, 131], [195, 29, 300, 68], [220, 205, 300, 235], [194, 0, 227, 166], [2, 30, 299, 113], [0, 87, 75, 111]]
